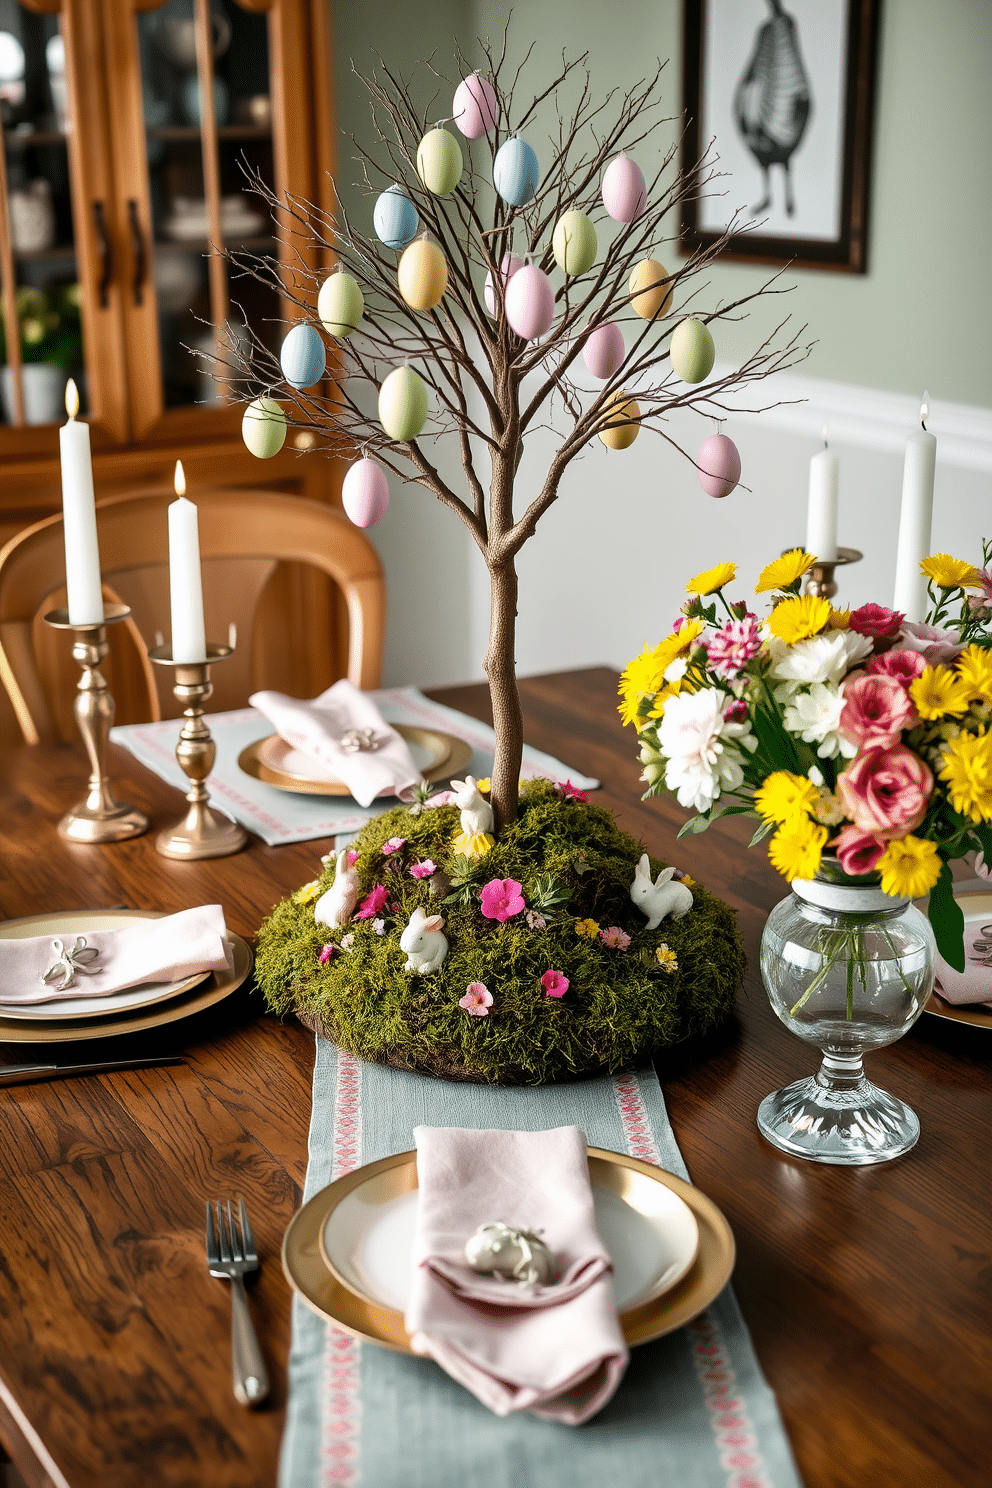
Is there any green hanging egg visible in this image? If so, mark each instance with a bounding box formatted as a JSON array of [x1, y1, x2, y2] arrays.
[[378, 365, 429, 441], [670, 318, 715, 384], [416, 127, 463, 196], [551, 210, 597, 275], [242, 396, 287, 459], [317, 270, 364, 338]]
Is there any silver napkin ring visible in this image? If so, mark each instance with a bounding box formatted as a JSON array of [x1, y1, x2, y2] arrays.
[[464, 1222, 554, 1286], [340, 728, 380, 753], [41, 937, 100, 992]]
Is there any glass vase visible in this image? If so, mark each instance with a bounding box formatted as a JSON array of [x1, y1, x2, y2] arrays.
[[758, 874, 936, 1165]]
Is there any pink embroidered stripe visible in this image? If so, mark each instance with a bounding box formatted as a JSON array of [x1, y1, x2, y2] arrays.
[[321, 1051, 364, 1486]]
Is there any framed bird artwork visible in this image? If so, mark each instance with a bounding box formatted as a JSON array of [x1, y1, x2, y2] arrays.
[[681, 0, 880, 272]]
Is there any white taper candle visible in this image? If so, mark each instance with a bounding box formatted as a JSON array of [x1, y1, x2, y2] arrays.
[[168, 461, 207, 663], [806, 426, 839, 562], [59, 379, 104, 624], [892, 394, 937, 622]]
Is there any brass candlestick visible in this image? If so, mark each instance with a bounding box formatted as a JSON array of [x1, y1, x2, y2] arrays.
[[803, 546, 864, 601], [148, 642, 248, 860], [43, 603, 149, 844]]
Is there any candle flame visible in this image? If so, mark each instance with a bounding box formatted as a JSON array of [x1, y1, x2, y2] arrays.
[[174, 459, 186, 498], [65, 378, 79, 419], [821, 423, 829, 447], [919, 391, 930, 427]]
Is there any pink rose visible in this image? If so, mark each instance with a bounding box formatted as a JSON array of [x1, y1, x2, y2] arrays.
[[836, 745, 933, 839], [480, 878, 525, 922], [898, 621, 965, 666], [849, 603, 904, 640], [866, 648, 926, 686], [833, 825, 886, 877], [541, 969, 569, 998], [839, 673, 916, 750]]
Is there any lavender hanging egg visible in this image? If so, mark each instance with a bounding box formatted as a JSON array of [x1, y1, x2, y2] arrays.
[[601, 154, 647, 223], [583, 321, 625, 381], [504, 264, 555, 341], [483, 253, 523, 316], [696, 433, 741, 498], [342, 457, 390, 527], [452, 73, 498, 139]]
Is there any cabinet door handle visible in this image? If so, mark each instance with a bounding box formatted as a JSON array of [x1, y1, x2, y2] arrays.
[[128, 199, 147, 306], [92, 200, 113, 308]]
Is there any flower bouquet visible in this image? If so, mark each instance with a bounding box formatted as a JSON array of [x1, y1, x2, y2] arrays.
[[621, 545, 992, 970]]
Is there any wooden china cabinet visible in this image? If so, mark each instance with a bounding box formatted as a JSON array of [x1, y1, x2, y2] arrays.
[[0, 0, 343, 741]]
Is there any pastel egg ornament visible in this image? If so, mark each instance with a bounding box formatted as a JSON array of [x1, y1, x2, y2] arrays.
[[504, 263, 555, 341], [317, 270, 364, 338], [598, 392, 640, 450], [241, 396, 287, 459], [696, 433, 741, 499], [601, 154, 647, 223], [279, 322, 326, 389], [416, 127, 463, 196], [670, 317, 715, 384], [342, 457, 390, 528], [452, 72, 498, 139], [483, 253, 523, 316], [628, 258, 672, 320], [493, 135, 540, 207], [551, 210, 597, 276], [398, 237, 448, 312], [582, 321, 625, 381], [378, 365, 429, 442], [373, 184, 419, 250]]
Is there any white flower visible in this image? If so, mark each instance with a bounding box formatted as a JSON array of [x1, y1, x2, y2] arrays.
[[767, 629, 873, 690], [340, 932, 356, 951], [808, 765, 824, 786], [659, 687, 756, 813], [812, 787, 847, 826], [372, 918, 386, 936], [664, 656, 688, 684], [782, 682, 858, 760]]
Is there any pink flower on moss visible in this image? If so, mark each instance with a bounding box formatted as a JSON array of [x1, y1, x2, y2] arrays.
[[347, 850, 359, 865], [382, 837, 406, 856], [541, 969, 569, 998], [600, 926, 631, 950], [410, 859, 437, 879], [480, 878, 525, 921], [555, 779, 589, 804], [319, 943, 337, 964], [707, 614, 762, 680], [526, 910, 547, 930], [833, 825, 886, 877], [866, 648, 927, 686], [459, 982, 493, 1016], [849, 603, 904, 640], [354, 884, 389, 920]]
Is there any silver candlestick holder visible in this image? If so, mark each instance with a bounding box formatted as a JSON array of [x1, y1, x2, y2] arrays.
[[147, 642, 248, 860], [43, 603, 149, 844], [803, 547, 864, 601]]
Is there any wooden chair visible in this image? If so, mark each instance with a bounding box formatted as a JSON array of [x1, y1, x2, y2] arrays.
[[0, 487, 386, 745]]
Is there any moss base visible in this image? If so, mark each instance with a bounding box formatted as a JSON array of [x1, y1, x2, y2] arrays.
[[255, 780, 745, 1085]]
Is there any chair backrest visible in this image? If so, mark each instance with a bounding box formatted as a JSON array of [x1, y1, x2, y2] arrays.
[[0, 487, 385, 744]]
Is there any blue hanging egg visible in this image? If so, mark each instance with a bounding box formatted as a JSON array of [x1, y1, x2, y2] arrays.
[[373, 185, 419, 250], [493, 135, 540, 206], [279, 323, 326, 390]]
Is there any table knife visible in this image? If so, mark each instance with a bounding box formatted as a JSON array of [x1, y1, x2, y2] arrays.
[[0, 1056, 185, 1087]]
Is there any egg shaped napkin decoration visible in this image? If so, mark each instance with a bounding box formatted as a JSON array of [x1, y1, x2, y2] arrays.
[[628, 258, 672, 321], [484, 253, 523, 316], [417, 127, 463, 196], [696, 433, 741, 498], [342, 457, 390, 527], [601, 154, 647, 223], [398, 238, 448, 311], [453, 72, 498, 139], [493, 135, 540, 206], [598, 392, 640, 449], [504, 264, 555, 341], [671, 317, 715, 384], [552, 210, 597, 275], [373, 184, 419, 250], [317, 270, 364, 338], [583, 321, 625, 381], [242, 396, 287, 459], [378, 365, 429, 441], [279, 323, 326, 389]]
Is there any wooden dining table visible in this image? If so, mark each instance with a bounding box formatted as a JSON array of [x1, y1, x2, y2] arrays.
[[0, 666, 987, 1488]]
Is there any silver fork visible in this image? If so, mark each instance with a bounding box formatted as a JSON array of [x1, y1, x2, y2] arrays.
[[206, 1199, 270, 1407]]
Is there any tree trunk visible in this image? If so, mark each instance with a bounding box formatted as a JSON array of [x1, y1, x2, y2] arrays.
[[486, 556, 523, 834]]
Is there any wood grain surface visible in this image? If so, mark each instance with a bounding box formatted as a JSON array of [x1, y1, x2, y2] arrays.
[[0, 668, 988, 1488]]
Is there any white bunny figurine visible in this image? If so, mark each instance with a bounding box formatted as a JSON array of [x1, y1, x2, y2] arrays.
[[450, 775, 494, 837], [400, 906, 449, 975], [314, 849, 359, 929], [629, 854, 694, 931]]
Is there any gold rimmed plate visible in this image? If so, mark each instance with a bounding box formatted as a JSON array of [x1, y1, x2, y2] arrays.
[[924, 889, 992, 1031], [283, 1147, 735, 1353], [238, 725, 473, 798]]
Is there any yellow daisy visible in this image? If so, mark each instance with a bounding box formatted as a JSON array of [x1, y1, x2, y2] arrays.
[[909, 665, 972, 721], [656, 943, 678, 973], [686, 561, 737, 596], [767, 594, 832, 644], [755, 770, 819, 824], [295, 879, 322, 904], [755, 549, 816, 594], [826, 608, 852, 630], [474, 777, 491, 793], [575, 917, 600, 939], [877, 836, 942, 899], [955, 645, 992, 701], [938, 728, 992, 822], [767, 818, 828, 882], [618, 642, 669, 726], [920, 554, 982, 590]]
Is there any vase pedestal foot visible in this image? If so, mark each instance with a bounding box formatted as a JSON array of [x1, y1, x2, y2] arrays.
[[757, 1064, 920, 1165]]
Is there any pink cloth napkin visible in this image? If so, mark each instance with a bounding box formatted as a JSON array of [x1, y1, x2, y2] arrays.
[[406, 1125, 629, 1423], [935, 919, 992, 1005], [248, 679, 422, 808], [0, 905, 233, 1006]]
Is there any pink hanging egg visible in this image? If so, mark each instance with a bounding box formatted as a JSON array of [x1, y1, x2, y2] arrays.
[[504, 264, 555, 341], [453, 73, 498, 139], [484, 253, 523, 316], [601, 154, 647, 223], [342, 457, 390, 528], [696, 434, 741, 499], [583, 321, 625, 380]]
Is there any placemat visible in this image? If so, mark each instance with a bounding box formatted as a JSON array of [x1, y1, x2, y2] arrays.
[[109, 687, 599, 847], [281, 1043, 803, 1488]]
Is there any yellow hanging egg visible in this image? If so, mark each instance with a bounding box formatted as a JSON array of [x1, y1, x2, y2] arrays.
[[598, 392, 640, 449], [317, 270, 364, 338], [378, 365, 429, 442], [551, 210, 597, 275], [416, 127, 463, 196], [628, 259, 672, 320], [670, 317, 715, 383], [242, 396, 287, 459], [397, 238, 448, 311]]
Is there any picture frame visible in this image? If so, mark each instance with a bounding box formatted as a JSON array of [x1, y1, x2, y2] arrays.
[[680, 0, 881, 273]]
